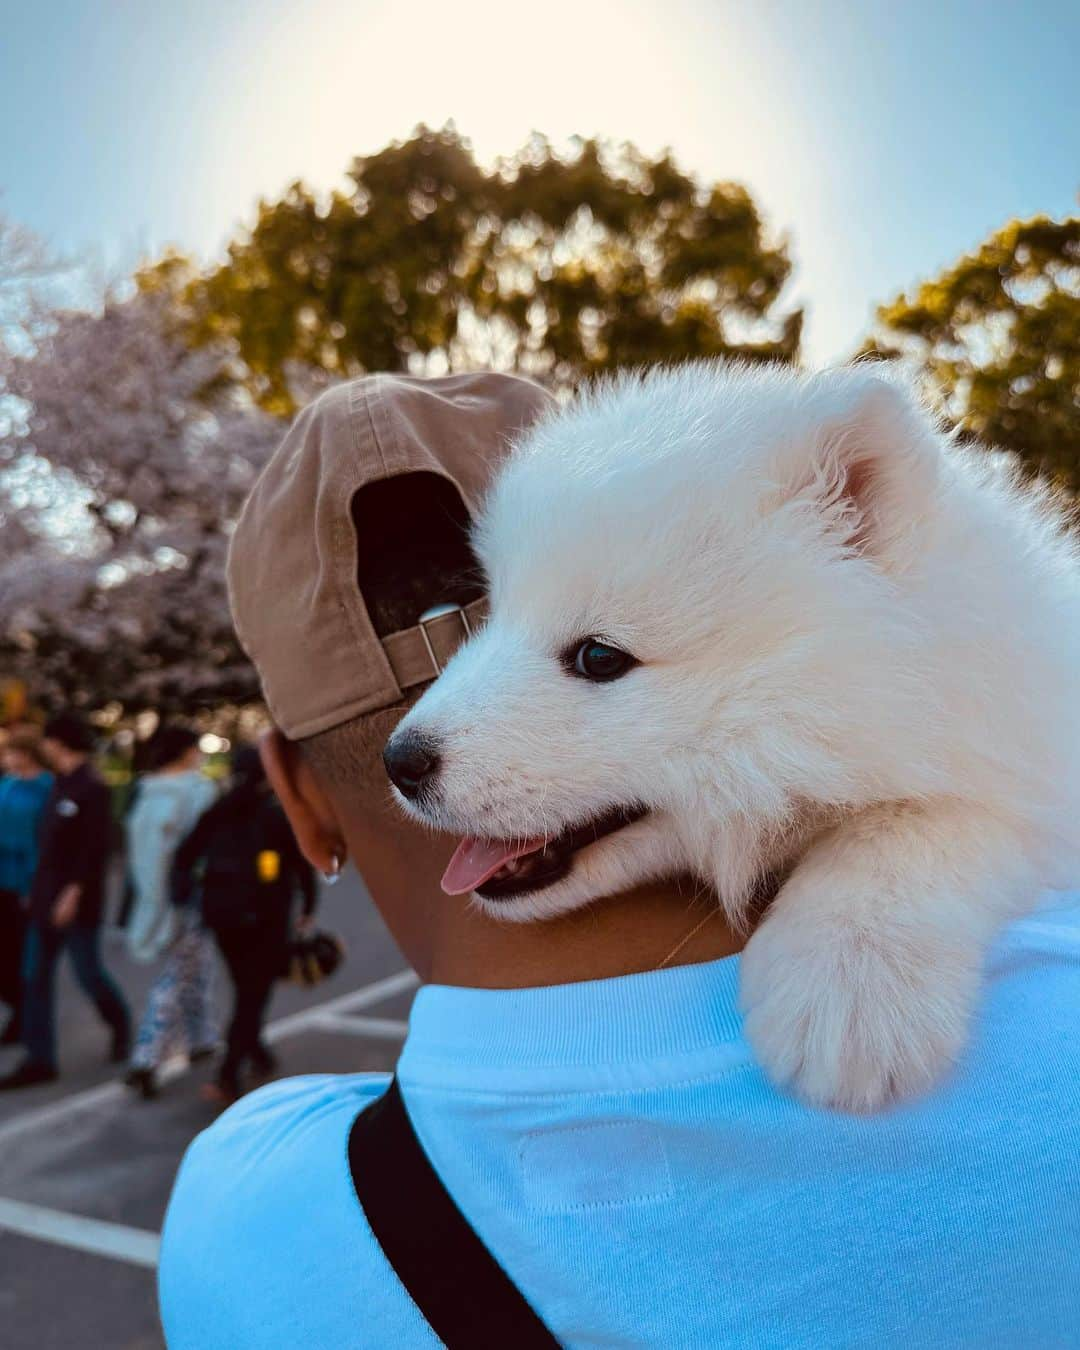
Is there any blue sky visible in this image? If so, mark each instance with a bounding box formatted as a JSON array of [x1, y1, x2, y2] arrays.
[[1, 0, 1077, 363]]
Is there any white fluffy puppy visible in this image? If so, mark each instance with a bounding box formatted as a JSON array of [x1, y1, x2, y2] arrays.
[[385, 362, 1080, 1111]]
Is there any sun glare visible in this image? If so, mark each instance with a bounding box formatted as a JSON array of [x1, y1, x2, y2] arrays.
[[181, 0, 845, 358]]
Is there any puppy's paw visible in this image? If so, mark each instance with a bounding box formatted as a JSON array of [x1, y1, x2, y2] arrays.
[[740, 909, 977, 1112]]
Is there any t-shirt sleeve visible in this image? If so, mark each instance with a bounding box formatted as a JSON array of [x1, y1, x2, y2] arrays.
[[159, 1073, 429, 1350]]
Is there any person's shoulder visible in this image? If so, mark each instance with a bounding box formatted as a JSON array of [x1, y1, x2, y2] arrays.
[[994, 889, 1080, 964], [969, 891, 1080, 1093], [164, 1072, 388, 1217], [156, 772, 217, 817], [191, 772, 218, 805], [9, 772, 51, 799], [199, 1070, 386, 1138], [72, 764, 108, 804], [159, 1074, 394, 1349], [181, 776, 219, 828]]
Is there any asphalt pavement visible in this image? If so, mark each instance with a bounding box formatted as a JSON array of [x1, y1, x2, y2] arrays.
[[0, 869, 416, 1349]]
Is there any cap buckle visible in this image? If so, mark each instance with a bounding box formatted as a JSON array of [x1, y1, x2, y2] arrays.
[[417, 603, 473, 676]]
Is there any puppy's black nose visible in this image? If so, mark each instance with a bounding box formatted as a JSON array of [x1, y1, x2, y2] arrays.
[[383, 733, 441, 800]]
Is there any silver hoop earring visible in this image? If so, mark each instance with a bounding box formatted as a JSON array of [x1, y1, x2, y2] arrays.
[[322, 854, 342, 886]]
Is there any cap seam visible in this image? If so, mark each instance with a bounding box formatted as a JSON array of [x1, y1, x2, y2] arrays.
[[226, 499, 286, 728], [330, 399, 365, 675], [361, 374, 392, 479], [339, 378, 405, 710]]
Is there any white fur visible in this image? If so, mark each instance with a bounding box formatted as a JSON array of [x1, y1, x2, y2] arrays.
[[390, 362, 1080, 1110]]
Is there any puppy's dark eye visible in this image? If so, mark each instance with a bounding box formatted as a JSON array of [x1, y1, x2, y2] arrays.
[[571, 638, 636, 682]]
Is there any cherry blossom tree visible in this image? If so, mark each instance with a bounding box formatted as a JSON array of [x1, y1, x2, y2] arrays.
[[0, 263, 284, 716]]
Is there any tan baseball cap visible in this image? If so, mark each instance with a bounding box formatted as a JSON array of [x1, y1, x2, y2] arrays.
[[228, 371, 554, 739]]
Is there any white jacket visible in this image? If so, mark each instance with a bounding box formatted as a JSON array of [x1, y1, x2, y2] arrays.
[[126, 771, 218, 963]]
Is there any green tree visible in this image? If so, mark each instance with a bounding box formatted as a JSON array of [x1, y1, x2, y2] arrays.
[[170, 126, 801, 413], [870, 215, 1080, 487]]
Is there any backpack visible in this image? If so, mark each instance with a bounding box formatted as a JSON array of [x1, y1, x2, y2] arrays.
[[197, 804, 289, 931]]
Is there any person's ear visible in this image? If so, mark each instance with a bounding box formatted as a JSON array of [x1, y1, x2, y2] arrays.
[[259, 727, 347, 876]]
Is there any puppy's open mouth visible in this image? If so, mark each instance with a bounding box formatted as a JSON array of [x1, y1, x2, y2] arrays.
[[441, 805, 648, 900]]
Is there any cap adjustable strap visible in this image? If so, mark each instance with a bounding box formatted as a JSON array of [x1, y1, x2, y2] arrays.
[[380, 599, 487, 691]]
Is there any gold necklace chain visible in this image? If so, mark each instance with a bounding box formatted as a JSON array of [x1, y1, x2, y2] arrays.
[[655, 907, 718, 970]]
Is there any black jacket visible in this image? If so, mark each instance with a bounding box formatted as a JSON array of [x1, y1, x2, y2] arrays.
[[171, 785, 316, 933], [29, 762, 112, 926]]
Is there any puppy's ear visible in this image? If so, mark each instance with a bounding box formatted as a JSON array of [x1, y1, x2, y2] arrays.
[[782, 372, 942, 568]]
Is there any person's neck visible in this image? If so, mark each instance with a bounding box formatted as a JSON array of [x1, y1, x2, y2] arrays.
[[426, 877, 748, 990], [55, 751, 87, 778]]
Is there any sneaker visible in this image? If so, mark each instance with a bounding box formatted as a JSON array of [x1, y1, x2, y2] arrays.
[[124, 1067, 158, 1101], [199, 1080, 239, 1108], [0, 1059, 58, 1091]]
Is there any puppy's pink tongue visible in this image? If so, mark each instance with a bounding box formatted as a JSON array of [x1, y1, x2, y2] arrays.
[[441, 836, 548, 895]]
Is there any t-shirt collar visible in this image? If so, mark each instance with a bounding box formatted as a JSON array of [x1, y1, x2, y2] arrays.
[[397, 955, 748, 1094]]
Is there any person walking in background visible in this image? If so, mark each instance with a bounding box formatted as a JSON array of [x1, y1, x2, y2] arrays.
[[0, 729, 53, 1047], [171, 746, 316, 1105], [124, 725, 219, 1100], [0, 713, 131, 1090], [126, 726, 216, 963]]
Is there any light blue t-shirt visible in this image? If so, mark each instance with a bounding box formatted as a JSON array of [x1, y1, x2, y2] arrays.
[[159, 895, 1080, 1348]]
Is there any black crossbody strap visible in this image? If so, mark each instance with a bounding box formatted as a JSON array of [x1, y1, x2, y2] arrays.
[[348, 1078, 560, 1349]]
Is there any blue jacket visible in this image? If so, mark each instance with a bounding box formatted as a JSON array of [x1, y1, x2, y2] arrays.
[[0, 772, 54, 896]]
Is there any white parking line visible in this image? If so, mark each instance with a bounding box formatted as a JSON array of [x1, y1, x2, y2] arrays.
[[0, 967, 420, 1149], [0, 1078, 125, 1149], [263, 968, 419, 1043], [0, 967, 421, 1270], [0, 1052, 195, 1149], [308, 1012, 410, 1039], [0, 1197, 160, 1269]]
